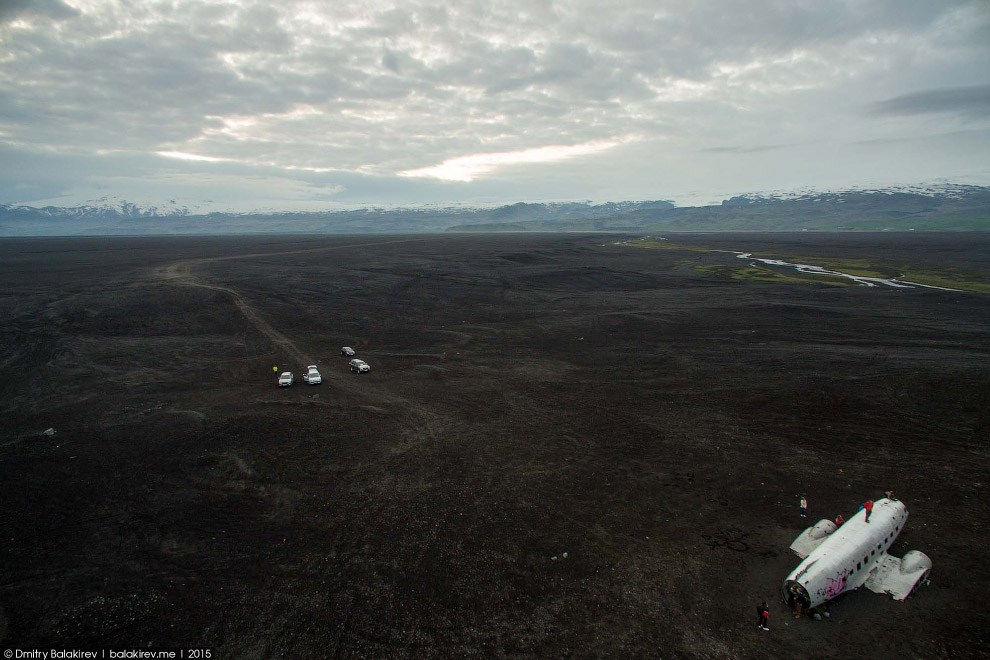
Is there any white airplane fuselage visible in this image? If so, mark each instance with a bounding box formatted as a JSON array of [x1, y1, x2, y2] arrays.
[[784, 498, 928, 609]]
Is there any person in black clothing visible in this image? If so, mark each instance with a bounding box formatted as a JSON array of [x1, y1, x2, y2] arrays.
[[756, 601, 770, 630]]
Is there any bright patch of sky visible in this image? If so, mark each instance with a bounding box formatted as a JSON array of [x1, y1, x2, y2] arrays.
[[0, 0, 988, 210], [399, 139, 628, 181]]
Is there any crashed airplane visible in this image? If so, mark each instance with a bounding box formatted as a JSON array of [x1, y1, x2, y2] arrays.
[[784, 498, 931, 611]]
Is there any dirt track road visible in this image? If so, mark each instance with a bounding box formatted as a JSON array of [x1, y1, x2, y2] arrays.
[[153, 237, 429, 374]]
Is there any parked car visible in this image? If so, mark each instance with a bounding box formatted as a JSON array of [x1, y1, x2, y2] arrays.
[[278, 371, 294, 387], [302, 365, 322, 384], [340, 346, 356, 357], [349, 359, 370, 374]]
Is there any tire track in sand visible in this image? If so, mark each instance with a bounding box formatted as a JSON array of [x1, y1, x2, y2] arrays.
[[154, 238, 429, 367], [154, 238, 450, 428]]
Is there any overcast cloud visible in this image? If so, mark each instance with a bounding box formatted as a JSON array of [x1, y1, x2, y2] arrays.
[[1, 0, 988, 209]]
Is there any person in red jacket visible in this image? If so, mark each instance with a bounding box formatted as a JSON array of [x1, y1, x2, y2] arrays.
[[756, 601, 770, 631], [864, 499, 874, 522]]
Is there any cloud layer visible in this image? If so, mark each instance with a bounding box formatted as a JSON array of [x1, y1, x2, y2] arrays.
[[1, 0, 988, 208]]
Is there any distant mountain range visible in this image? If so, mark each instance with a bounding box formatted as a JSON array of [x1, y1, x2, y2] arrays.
[[2, 184, 988, 236]]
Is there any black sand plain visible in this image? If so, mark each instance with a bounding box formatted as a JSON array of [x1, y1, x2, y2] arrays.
[[1, 232, 988, 658]]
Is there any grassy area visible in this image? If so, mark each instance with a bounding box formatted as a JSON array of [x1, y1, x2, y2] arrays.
[[757, 256, 990, 292], [769, 256, 891, 278], [628, 239, 990, 293], [627, 239, 715, 253], [897, 269, 990, 293], [846, 217, 990, 231], [692, 264, 731, 276], [692, 264, 848, 286]]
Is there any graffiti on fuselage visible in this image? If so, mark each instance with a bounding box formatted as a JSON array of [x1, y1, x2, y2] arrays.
[[824, 570, 850, 599]]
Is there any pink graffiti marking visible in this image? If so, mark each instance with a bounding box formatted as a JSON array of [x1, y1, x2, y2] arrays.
[[824, 570, 850, 599]]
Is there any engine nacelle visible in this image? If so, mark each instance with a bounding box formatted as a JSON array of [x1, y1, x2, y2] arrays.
[[789, 519, 837, 558], [900, 550, 932, 576], [808, 519, 837, 540]]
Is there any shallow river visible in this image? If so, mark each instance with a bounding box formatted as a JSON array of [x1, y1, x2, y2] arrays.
[[731, 252, 961, 291]]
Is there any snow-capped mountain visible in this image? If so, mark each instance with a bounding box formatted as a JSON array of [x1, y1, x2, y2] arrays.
[[721, 182, 990, 205], [0, 195, 195, 219], [1, 183, 987, 235]]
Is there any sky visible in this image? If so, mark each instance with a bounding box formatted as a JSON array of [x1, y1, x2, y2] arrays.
[[1, 0, 989, 211]]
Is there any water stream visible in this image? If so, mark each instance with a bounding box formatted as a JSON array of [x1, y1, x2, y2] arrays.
[[616, 238, 963, 291], [732, 252, 961, 291]]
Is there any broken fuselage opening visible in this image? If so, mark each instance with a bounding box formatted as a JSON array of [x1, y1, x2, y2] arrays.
[[783, 579, 811, 610]]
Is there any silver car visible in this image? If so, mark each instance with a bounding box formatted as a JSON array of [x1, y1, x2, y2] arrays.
[[302, 365, 322, 384]]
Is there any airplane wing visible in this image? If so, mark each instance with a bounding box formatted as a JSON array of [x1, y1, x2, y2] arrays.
[[789, 519, 838, 558], [865, 550, 932, 600]]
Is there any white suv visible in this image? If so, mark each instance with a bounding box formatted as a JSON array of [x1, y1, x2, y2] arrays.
[[302, 365, 322, 384], [278, 372, 294, 387], [349, 359, 370, 374]]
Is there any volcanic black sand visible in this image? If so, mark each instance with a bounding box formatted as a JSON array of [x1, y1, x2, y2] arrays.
[[1, 233, 988, 658]]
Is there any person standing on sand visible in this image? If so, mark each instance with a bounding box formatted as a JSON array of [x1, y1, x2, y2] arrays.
[[756, 601, 770, 630], [799, 495, 808, 518], [864, 499, 874, 522]]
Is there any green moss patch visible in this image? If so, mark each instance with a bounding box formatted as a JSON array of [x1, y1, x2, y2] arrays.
[[692, 264, 848, 286], [627, 240, 714, 253], [624, 239, 990, 294], [896, 269, 990, 293]]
